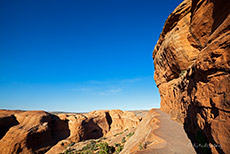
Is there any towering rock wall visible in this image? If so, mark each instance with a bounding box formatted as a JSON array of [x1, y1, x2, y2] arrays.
[[153, 0, 230, 153]]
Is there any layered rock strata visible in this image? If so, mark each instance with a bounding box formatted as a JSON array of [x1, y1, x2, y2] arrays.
[[153, 0, 230, 153]]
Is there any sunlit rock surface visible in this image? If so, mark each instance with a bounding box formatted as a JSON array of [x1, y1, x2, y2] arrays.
[[153, 0, 230, 153], [0, 109, 141, 154]]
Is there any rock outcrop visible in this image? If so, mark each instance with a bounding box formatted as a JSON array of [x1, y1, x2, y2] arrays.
[[0, 109, 141, 154], [0, 110, 70, 154], [121, 109, 163, 154], [46, 110, 141, 153], [153, 0, 230, 153], [121, 109, 196, 154]]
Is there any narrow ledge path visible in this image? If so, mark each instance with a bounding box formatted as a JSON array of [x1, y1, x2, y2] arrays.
[[140, 109, 196, 154]]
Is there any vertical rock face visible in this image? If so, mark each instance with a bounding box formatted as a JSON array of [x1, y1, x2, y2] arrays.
[[153, 0, 230, 153]]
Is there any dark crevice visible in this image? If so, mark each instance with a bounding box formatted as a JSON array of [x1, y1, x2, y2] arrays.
[[0, 115, 19, 140], [210, 0, 230, 34], [105, 112, 112, 130], [210, 52, 221, 58]]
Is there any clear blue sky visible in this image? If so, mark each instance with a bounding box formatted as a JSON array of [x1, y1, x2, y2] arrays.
[[0, 0, 183, 112]]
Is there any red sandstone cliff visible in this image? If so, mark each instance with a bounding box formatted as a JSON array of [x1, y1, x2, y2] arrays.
[[153, 0, 230, 153]]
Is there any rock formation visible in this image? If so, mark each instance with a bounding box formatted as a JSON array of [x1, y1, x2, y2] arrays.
[[0, 109, 141, 154], [121, 109, 196, 154], [46, 110, 141, 153], [120, 109, 163, 154], [153, 0, 230, 153], [0, 110, 70, 154]]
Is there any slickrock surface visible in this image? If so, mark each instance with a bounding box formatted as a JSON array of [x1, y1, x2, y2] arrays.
[[144, 110, 196, 154], [121, 109, 163, 154], [47, 110, 141, 154], [121, 109, 195, 154], [0, 110, 70, 154], [153, 0, 230, 153], [0, 109, 141, 154]]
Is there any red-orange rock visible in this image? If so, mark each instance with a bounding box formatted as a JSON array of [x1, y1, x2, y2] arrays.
[[46, 110, 141, 153], [121, 109, 163, 154], [153, 0, 230, 153], [0, 110, 70, 154], [0, 109, 141, 154], [106, 110, 141, 137]]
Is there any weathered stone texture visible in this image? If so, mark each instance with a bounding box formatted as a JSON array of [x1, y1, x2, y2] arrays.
[[153, 0, 230, 153]]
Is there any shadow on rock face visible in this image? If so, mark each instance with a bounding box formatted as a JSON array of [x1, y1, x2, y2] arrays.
[[184, 105, 211, 154], [105, 112, 112, 129], [211, 0, 230, 34], [0, 115, 19, 140], [26, 114, 70, 154], [183, 104, 226, 154], [82, 119, 103, 140]]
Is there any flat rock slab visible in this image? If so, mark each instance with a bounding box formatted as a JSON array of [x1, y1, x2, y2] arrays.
[[141, 109, 196, 154]]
